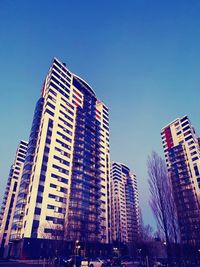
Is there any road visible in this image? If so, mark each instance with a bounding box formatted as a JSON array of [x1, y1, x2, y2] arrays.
[[0, 261, 43, 267]]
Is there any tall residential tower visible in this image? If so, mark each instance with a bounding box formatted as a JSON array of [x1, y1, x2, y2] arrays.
[[161, 115, 200, 245], [0, 140, 28, 257], [111, 162, 140, 244], [10, 58, 110, 257]]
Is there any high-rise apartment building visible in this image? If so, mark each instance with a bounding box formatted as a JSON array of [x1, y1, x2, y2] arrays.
[[111, 162, 139, 244], [10, 58, 110, 257], [0, 140, 28, 257], [161, 115, 200, 245]]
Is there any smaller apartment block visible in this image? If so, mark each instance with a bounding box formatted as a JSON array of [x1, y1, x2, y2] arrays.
[[0, 141, 28, 257], [111, 162, 140, 244], [161, 116, 200, 245]]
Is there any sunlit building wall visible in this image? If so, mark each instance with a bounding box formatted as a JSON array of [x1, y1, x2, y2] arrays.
[[111, 162, 140, 244], [161, 115, 200, 245], [11, 58, 110, 247], [0, 140, 28, 257]]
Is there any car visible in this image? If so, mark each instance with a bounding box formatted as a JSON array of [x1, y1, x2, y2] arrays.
[[121, 258, 134, 267], [89, 258, 105, 267], [105, 257, 121, 266], [62, 255, 83, 267], [121, 257, 141, 267], [149, 258, 168, 267]]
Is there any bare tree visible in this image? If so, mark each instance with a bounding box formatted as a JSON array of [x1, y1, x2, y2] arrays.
[[138, 212, 154, 243], [147, 151, 180, 262]]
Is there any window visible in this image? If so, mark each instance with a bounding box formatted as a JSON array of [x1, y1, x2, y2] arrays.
[[61, 98, 74, 109], [18, 153, 26, 158], [38, 185, 44, 192], [53, 66, 71, 82], [43, 155, 48, 163], [35, 207, 41, 215], [191, 151, 197, 156], [45, 109, 54, 116], [60, 110, 73, 122], [17, 157, 25, 163], [36, 196, 43, 203], [50, 80, 70, 99], [50, 183, 57, 188], [73, 94, 82, 103], [47, 95, 56, 103], [183, 125, 190, 132], [40, 174, 45, 181], [55, 218, 64, 224], [53, 155, 70, 166], [57, 131, 72, 143], [41, 165, 47, 172], [188, 140, 194, 145], [44, 228, 52, 233], [47, 204, 54, 209], [55, 196, 66, 203], [51, 173, 68, 183], [181, 121, 189, 127], [46, 138, 51, 144], [59, 117, 73, 129], [56, 139, 71, 150], [52, 71, 70, 90], [13, 182, 17, 192], [103, 124, 109, 131], [180, 116, 188, 123], [60, 187, 67, 193], [194, 165, 199, 176], [46, 216, 54, 221], [184, 130, 191, 137], [185, 135, 193, 141], [46, 102, 55, 110], [55, 146, 70, 158], [60, 103, 74, 115], [192, 156, 198, 162], [57, 124, 72, 136], [32, 220, 39, 228], [44, 146, 50, 153], [49, 88, 57, 96], [103, 119, 109, 126], [53, 59, 71, 77], [52, 164, 69, 174]]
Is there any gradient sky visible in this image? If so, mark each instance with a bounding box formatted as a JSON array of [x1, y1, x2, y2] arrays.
[[1, 0, 200, 230]]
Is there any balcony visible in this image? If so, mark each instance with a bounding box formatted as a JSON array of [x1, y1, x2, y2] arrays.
[[10, 233, 21, 241]]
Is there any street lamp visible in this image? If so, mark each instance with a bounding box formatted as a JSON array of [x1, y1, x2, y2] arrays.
[[113, 247, 118, 257], [197, 249, 200, 263], [75, 240, 81, 256], [138, 249, 142, 264]]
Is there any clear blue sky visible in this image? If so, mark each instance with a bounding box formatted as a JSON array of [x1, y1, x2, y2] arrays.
[[1, 0, 200, 229]]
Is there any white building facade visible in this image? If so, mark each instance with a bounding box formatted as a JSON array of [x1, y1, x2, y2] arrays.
[[161, 115, 200, 245], [111, 162, 140, 244], [0, 140, 28, 257], [9, 58, 110, 257]]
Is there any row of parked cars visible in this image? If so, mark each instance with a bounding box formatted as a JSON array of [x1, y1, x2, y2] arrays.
[[55, 255, 143, 267]]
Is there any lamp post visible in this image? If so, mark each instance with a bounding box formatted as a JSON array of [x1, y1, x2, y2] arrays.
[[75, 240, 80, 256], [74, 240, 79, 267], [197, 249, 200, 264], [113, 247, 118, 257], [138, 249, 142, 265]]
